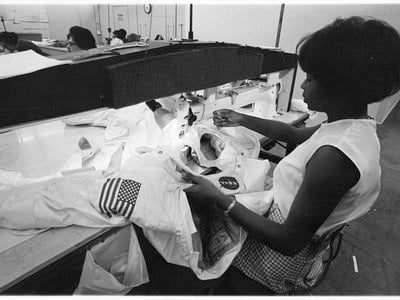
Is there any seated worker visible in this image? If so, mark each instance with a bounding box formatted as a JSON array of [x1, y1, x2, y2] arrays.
[[0, 31, 49, 56], [181, 16, 400, 294], [110, 29, 124, 46], [67, 26, 96, 52]]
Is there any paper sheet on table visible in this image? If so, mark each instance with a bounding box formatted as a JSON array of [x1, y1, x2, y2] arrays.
[[0, 50, 72, 79]]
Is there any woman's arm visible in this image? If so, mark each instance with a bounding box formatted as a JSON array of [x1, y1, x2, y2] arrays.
[[184, 145, 360, 256], [213, 109, 319, 145], [241, 114, 320, 145]]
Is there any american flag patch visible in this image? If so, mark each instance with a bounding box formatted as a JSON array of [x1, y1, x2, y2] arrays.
[[99, 178, 141, 219]]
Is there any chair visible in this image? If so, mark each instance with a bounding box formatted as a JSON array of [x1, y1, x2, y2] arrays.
[[291, 223, 348, 295], [258, 135, 348, 295]]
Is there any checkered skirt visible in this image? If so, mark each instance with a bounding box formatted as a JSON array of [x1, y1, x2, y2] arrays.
[[232, 202, 321, 294]]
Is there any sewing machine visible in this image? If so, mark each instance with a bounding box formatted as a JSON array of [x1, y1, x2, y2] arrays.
[[163, 75, 279, 126], [0, 40, 305, 294]]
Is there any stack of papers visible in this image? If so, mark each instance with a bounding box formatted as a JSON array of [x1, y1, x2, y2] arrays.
[[0, 50, 73, 79]]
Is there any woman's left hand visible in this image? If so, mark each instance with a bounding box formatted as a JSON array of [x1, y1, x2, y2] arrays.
[[182, 172, 226, 207]]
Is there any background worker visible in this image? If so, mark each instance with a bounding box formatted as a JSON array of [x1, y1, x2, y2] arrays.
[[0, 31, 49, 56], [67, 26, 96, 52]]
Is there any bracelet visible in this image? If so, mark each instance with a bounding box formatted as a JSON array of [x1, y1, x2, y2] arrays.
[[224, 196, 237, 216]]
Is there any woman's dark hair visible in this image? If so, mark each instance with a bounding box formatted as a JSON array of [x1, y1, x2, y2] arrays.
[[118, 29, 127, 39], [0, 31, 18, 47], [297, 16, 400, 105], [114, 29, 127, 42], [68, 26, 96, 50]]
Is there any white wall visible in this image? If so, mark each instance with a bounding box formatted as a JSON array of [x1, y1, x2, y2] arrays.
[[190, 3, 400, 97], [97, 4, 186, 42], [189, 4, 281, 46], [0, 4, 96, 41], [190, 3, 400, 122], [1, 4, 186, 42], [46, 5, 95, 41], [0, 5, 50, 38]]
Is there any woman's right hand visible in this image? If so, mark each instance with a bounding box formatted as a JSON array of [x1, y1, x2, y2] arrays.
[[213, 109, 244, 127]]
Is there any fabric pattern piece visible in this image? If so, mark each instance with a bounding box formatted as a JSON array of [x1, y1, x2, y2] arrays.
[[99, 178, 141, 219], [190, 203, 240, 270], [232, 203, 317, 294]]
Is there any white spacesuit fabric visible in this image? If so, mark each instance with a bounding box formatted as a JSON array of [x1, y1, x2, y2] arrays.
[[0, 104, 273, 283]]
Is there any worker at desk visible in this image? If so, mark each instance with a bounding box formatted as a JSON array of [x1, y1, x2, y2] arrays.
[[67, 26, 96, 52], [178, 16, 400, 294], [111, 29, 127, 45], [0, 31, 49, 56]]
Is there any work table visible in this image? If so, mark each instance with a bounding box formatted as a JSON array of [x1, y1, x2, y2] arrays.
[[0, 108, 308, 294], [0, 112, 111, 293]]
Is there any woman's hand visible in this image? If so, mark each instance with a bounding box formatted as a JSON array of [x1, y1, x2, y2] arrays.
[[182, 172, 228, 207], [213, 109, 244, 128]]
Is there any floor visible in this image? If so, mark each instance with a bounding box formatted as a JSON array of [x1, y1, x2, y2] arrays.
[[312, 102, 400, 295]]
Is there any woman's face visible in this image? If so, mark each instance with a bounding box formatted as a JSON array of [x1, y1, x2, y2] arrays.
[[0, 42, 14, 54], [300, 73, 330, 112], [67, 36, 81, 52]]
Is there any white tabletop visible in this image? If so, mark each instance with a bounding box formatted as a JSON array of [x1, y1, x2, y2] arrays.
[[0, 108, 309, 292], [0, 115, 111, 292]]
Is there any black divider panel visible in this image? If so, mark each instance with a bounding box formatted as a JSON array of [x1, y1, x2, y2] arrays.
[[0, 42, 296, 128], [108, 47, 263, 108]]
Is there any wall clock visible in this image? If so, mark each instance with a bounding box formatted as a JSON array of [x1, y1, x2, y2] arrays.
[[143, 4, 152, 14]]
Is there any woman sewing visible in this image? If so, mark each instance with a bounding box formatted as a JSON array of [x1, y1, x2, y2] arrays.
[[183, 16, 400, 294]]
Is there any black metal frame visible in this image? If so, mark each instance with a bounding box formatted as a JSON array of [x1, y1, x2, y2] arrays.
[[0, 41, 297, 128]]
